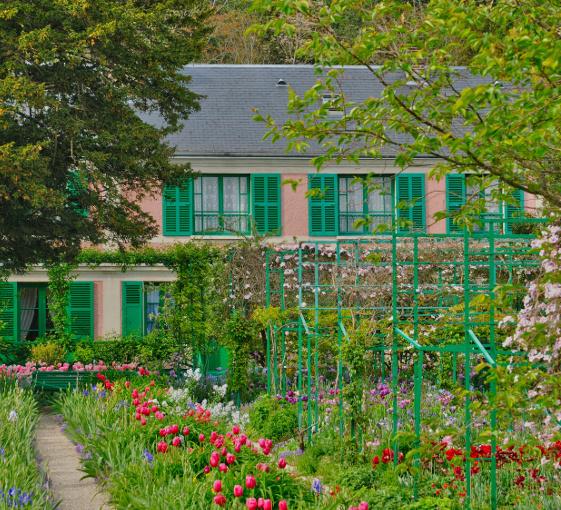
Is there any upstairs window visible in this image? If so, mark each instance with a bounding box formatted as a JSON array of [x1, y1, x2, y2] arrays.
[[163, 174, 281, 236]]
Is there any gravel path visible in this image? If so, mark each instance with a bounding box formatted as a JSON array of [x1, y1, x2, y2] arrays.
[[36, 413, 110, 510]]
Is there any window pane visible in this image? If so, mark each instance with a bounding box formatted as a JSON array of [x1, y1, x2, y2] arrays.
[[339, 177, 364, 234], [195, 176, 219, 233], [367, 177, 393, 229], [145, 285, 161, 334]]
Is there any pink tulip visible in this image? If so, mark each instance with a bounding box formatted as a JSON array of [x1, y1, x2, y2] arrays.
[[213, 480, 222, 493], [203, 465, 211, 474], [278, 458, 287, 469], [258, 498, 265, 508], [232, 425, 240, 435], [210, 431, 218, 442], [210, 451, 220, 467], [140, 417, 147, 426], [245, 475, 256, 489], [263, 500, 272, 510], [156, 441, 168, 453], [246, 498, 258, 510], [154, 411, 164, 420], [214, 494, 227, 506], [358, 503, 369, 510], [234, 485, 243, 498], [219, 463, 228, 473], [170, 424, 179, 434], [226, 453, 236, 465], [199, 433, 205, 442], [278, 501, 288, 510], [171, 436, 182, 447], [183, 426, 190, 435]]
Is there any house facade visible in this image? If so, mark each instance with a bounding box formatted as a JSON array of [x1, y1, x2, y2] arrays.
[[0, 65, 538, 342]]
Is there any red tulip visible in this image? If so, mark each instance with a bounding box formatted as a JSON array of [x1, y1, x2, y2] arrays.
[[278, 458, 287, 469], [213, 480, 222, 493], [171, 436, 182, 447], [221, 447, 228, 457], [210, 451, 220, 467], [170, 424, 179, 434], [211, 431, 218, 442], [263, 500, 272, 510], [203, 465, 211, 474], [140, 417, 147, 426], [214, 494, 227, 506], [246, 498, 258, 510], [245, 475, 256, 489], [219, 463, 228, 473], [125, 381, 131, 389], [278, 501, 288, 510], [182, 426, 190, 435], [199, 433, 205, 442], [151, 405, 158, 413], [159, 428, 167, 437], [226, 453, 236, 465], [233, 485, 243, 498], [232, 425, 240, 435], [156, 441, 168, 453]]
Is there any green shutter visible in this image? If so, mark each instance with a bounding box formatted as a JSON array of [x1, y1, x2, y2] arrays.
[[505, 188, 524, 234], [251, 174, 282, 235], [163, 179, 193, 235], [446, 175, 466, 233], [122, 282, 144, 337], [0, 283, 17, 341], [308, 174, 338, 236], [67, 282, 94, 339], [396, 174, 426, 232]]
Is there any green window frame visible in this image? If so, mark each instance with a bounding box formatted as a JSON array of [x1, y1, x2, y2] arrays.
[[163, 174, 282, 236], [308, 174, 338, 236], [445, 175, 524, 234], [122, 282, 166, 337], [395, 174, 426, 233], [338, 175, 394, 235], [0, 282, 93, 341]]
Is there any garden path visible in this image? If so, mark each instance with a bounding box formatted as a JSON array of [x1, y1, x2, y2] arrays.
[[36, 413, 110, 510]]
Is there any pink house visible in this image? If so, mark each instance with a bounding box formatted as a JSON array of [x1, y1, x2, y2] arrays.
[[1, 65, 537, 341]]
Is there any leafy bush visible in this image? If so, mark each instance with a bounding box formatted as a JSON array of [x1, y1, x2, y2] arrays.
[[0, 338, 30, 365], [30, 341, 65, 365], [248, 394, 298, 442]]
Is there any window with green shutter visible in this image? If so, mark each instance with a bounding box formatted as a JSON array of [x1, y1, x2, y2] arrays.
[[445, 175, 523, 234], [67, 282, 94, 339], [122, 281, 144, 337], [446, 175, 466, 233], [308, 174, 338, 236], [163, 179, 193, 236], [396, 174, 426, 232], [505, 188, 524, 234], [251, 174, 281, 235], [0, 282, 17, 341], [338, 176, 393, 234]]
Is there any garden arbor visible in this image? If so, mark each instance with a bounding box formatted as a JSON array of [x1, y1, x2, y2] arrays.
[[264, 218, 542, 509]]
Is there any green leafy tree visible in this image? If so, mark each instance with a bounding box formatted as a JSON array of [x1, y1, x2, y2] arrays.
[[251, 0, 561, 221], [0, 0, 210, 271]]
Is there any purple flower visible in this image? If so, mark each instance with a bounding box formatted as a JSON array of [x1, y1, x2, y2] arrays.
[[311, 478, 322, 494]]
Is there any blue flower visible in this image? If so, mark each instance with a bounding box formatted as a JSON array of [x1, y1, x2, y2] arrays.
[[311, 478, 322, 494], [82, 389, 90, 396], [143, 449, 154, 464]]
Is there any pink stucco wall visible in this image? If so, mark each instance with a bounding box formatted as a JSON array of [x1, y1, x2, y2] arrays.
[[524, 192, 539, 215], [281, 174, 308, 237], [94, 281, 102, 339], [425, 176, 447, 234], [139, 192, 163, 232]]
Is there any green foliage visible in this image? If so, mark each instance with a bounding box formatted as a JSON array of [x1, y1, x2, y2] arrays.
[[0, 0, 211, 271], [251, 0, 560, 216], [222, 312, 256, 400], [0, 385, 55, 509], [0, 338, 29, 365], [248, 394, 298, 442], [30, 341, 66, 365], [46, 262, 77, 350]]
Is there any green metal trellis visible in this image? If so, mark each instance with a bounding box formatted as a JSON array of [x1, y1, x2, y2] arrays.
[[264, 218, 543, 510]]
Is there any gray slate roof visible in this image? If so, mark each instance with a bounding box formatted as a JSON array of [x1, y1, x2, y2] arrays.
[[154, 64, 482, 158]]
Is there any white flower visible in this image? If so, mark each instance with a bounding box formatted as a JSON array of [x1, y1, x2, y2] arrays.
[[8, 410, 17, 422]]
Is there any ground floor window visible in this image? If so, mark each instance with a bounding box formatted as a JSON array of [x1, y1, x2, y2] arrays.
[[19, 285, 53, 341], [122, 281, 166, 336]]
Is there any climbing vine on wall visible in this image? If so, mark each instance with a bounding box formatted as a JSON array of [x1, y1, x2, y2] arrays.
[[47, 262, 77, 349]]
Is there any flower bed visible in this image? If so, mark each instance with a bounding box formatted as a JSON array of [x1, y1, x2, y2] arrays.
[[0, 380, 54, 509]]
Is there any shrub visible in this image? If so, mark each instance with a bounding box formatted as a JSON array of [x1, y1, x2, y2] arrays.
[[30, 341, 65, 365], [0, 338, 30, 365], [248, 394, 298, 442]]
